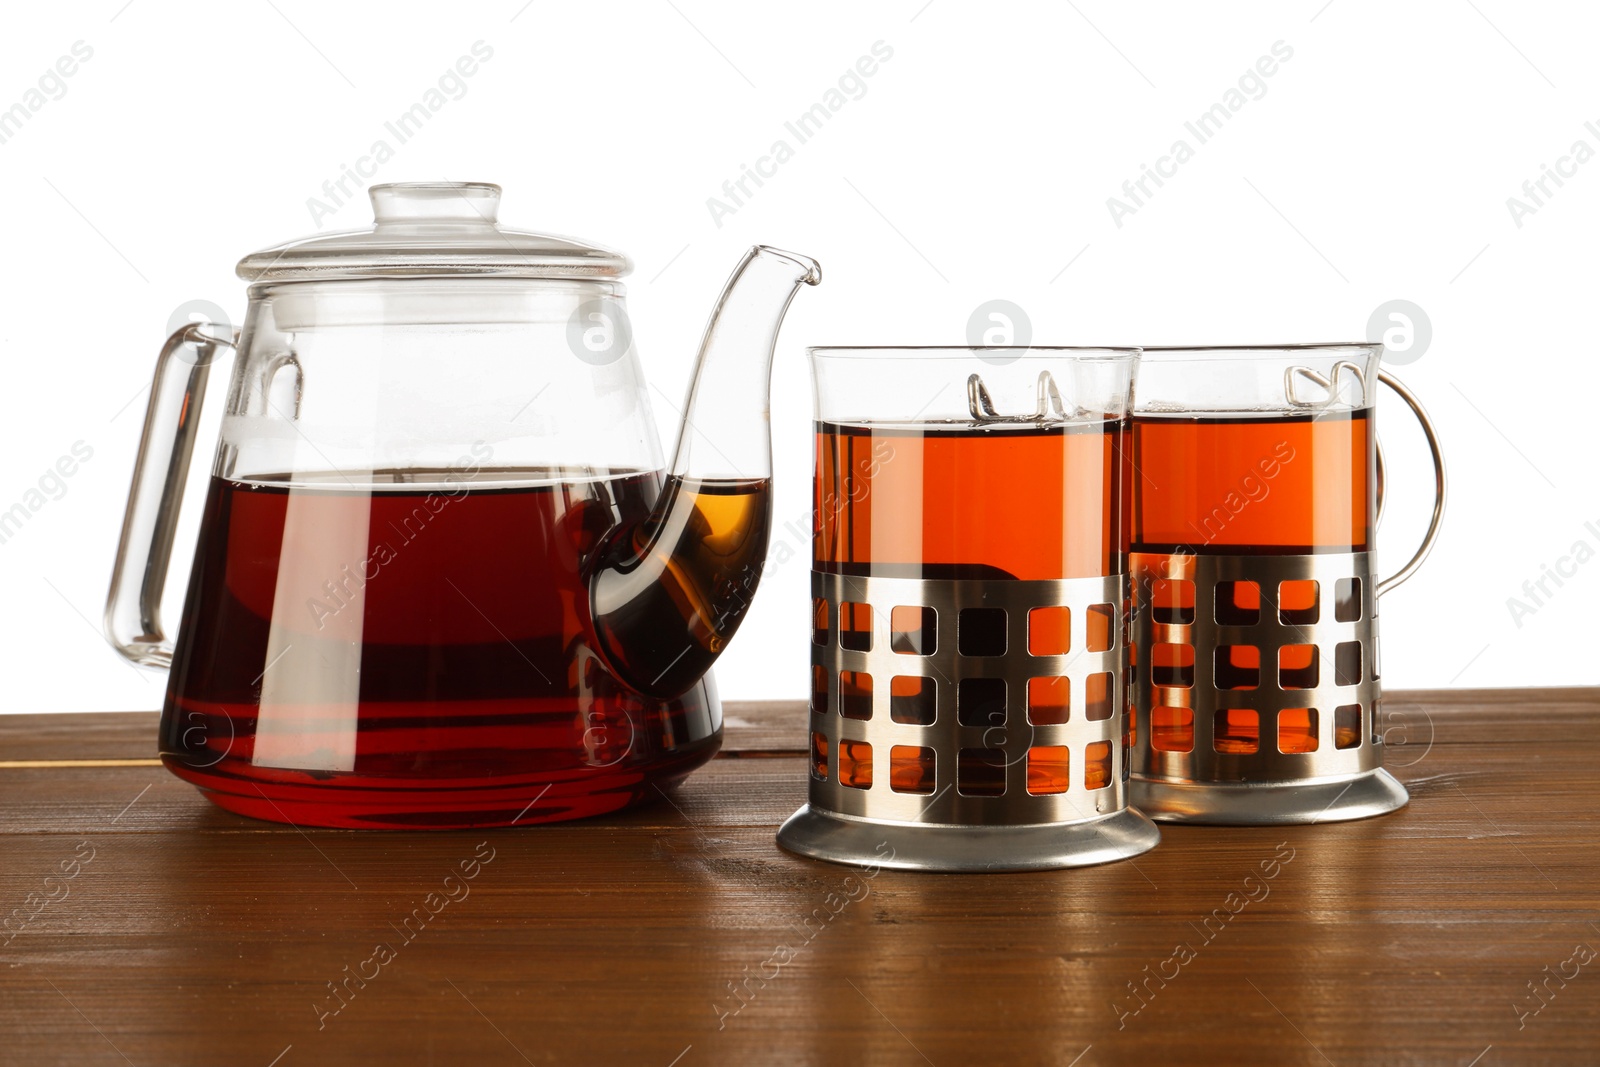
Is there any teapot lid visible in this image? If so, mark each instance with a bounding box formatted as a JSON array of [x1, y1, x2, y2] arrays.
[[235, 182, 631, 282]]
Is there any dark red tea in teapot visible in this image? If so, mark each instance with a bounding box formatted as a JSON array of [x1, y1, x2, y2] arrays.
[[163, 467, 768, 828]]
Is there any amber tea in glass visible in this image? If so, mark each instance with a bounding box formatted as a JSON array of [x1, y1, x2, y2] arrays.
[[1133, 407, 1373, 752], [816, 419, 1124, 789]]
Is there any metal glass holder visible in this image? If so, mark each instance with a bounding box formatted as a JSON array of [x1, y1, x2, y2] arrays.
[[778, 571, 1160, 871], [1128, 550, 1406, 824]]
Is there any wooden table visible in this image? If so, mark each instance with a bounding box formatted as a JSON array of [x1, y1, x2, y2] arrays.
[[1, 689, 1596, 1066]]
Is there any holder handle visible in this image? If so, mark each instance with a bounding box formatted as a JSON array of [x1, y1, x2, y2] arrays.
[[104, 323, 238, 667], [1375, 370, 1445, 597]]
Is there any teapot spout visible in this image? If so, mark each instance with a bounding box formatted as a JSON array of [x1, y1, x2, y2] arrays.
[[588, 246, 821, 699]]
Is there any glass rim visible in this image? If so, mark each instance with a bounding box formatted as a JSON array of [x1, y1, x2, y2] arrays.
[[807, 345, 1139, 361], [1137, 342, 1382, 359]]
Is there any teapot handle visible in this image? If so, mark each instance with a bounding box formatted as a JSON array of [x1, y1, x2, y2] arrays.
[[105, 323, 238, 667]]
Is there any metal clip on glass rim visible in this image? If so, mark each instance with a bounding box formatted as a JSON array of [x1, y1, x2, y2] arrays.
[[967, 370, 1068, 423]]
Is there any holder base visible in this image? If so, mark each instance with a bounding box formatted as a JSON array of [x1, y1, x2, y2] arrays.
[[776, 805, 1160, 873], [1130, 768, 1408, 826]]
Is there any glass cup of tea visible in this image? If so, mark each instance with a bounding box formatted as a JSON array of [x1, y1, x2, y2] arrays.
[[776, 346, 1160, 871], [1127, 344, 1445, 824]]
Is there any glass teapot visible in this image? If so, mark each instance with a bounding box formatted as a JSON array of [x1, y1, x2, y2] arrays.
[[105, 181, 819, 829]]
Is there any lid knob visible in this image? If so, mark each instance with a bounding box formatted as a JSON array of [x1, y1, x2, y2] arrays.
[[370, 182, 501, 224]]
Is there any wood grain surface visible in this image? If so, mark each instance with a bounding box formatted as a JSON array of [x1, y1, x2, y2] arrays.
[[0, 689, 1596, 1066]]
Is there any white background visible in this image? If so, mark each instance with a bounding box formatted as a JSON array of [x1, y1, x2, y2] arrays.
[[1, 0, 1595, 715]]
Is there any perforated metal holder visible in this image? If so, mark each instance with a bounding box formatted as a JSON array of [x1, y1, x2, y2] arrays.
[[777, 571, 1160, 871], [1127, 550, 1406, 824]]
